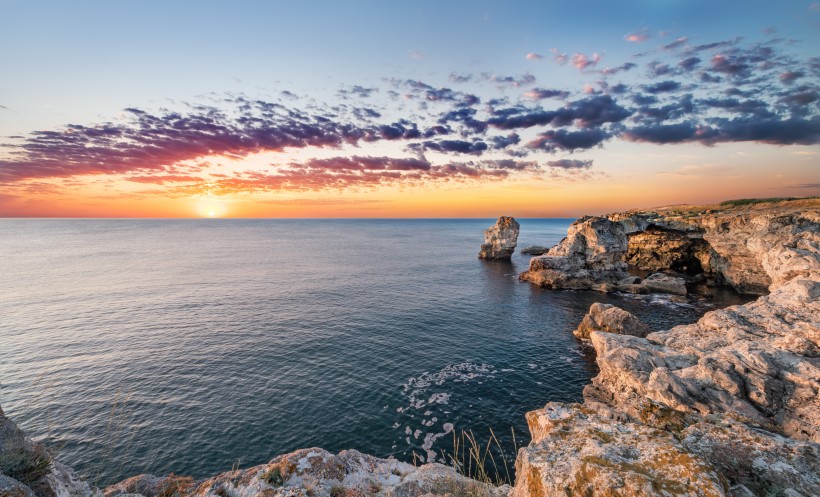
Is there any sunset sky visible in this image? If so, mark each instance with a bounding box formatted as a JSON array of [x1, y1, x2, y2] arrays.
[[1, 0, 818, 218]]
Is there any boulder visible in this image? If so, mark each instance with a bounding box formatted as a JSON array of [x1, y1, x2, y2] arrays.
[[520, 246, 550, 256], [478, 216, 520, 260], [0, 475, 36, 497], [640, 272, 688, 295], [573, 303, 651, 340], [510, 403, 728, 497]]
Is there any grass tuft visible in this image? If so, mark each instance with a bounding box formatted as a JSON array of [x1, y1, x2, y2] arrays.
[[262, 466, 284, 487], [440, 427, 518, 486], [0, 441, 52, 485]]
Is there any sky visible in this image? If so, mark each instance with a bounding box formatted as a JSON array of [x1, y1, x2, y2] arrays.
[[1, 0, 818, 218]]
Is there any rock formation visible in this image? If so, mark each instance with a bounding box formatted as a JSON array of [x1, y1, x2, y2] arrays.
[[0, 407, 100, 497], [520, 199, 820, 296], [479, 216, 520, 260], [573, 302, 650, 340], [520, 246, 550, 256], [513, 199, 820, 497]]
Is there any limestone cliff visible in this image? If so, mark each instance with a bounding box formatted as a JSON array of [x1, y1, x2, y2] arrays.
[[513, 199, 820, 497], [520, 199, 820, 296]]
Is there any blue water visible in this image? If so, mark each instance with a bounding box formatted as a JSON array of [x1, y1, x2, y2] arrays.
[[0, 219, 748, 484]]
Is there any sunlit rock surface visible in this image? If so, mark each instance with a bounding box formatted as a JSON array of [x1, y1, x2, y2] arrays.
[[510, 403, 728, 497], [479, 216, 520, 260], [573, 302, 650, 341], [104, 448, 509, 497], [520, 199, 820, 296]]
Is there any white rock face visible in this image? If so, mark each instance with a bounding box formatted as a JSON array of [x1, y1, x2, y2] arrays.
[[478, 216, 520, 260]]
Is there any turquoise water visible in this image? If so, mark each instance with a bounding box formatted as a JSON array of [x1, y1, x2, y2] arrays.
[[0, 219, 747, 483]]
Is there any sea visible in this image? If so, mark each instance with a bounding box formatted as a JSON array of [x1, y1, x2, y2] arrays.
[[0, 219, 751, 484]]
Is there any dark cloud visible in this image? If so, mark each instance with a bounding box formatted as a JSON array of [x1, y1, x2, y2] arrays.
[[487, 95, 632, 130], [527, 128, 610, 152], [489, 133, 521, 150], [642, 80, 682, 93], [678, 56, 701, 71], [663, 37, 689, 51], [524, 88, 571, 100], [601, 62, 638, 75], [411, 139, 489, 155], [546, 159, 593, 169], [624, 116, 820, 145], [779, 71, 804, 84]]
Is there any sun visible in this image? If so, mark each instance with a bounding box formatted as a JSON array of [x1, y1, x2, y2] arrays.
[[208, 210, 216, 217]]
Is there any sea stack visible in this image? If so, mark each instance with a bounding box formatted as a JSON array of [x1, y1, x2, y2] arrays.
[[478, 216, 520, 260]]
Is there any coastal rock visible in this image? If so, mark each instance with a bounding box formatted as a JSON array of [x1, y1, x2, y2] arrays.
[[520, 246, 550, 256], [478, 216, 520, 260], [106, 448, 507, 497], [0, 475, 36, 497], [520, 199, 820, 296], [519, 216, 630, 289], [640, 272, 687, 295], [573, 303, 650, 340], [0, 408, 100, 497], [680, 417, 820, 496], [587, 275, 820, 441], [510, 403, 728, 497]]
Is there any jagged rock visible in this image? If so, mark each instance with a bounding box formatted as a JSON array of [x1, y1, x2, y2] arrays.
[[0, 475, 36, 497], [519, 216, 631, 289], [510, 403, 728, 497], [0, 408, 100, 497], [640, 272, 687, 295], [106, 448, 507, 497], [478, 216, 519, 260], [520, 246, 550, 256], [587, 276, 820, 442], [680, 417, 820, 496], [573, 303, 650, 340], [520, 200, 820, 295]]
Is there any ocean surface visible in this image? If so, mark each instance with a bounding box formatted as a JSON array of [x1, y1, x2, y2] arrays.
[[0, 219, 751, 484]]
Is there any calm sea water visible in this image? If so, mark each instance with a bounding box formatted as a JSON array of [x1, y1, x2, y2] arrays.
[[0, 219, 749, 484]]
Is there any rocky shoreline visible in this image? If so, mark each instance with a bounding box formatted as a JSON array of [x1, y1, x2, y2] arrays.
[[2, 199, 818, 497]]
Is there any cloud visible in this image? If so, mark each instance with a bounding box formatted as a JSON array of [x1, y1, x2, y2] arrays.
[[779, 71, 804, 84], [524, 88, 571, 100], [408, 50, 425, 59], [572, 52, 602, 70], [527, 128, 611, 152], [546, 159, 593, 169], [487, 95, 632, 130], [642, 80, 682, 94], [526, 53, 544, 60], [663, 37, 689, 51], [624, 30, 649, 43], [678, 56, 701, 71], [449, 72, 472, 83], [601, 62, 638, 75], [623, 116, 820, 145]]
